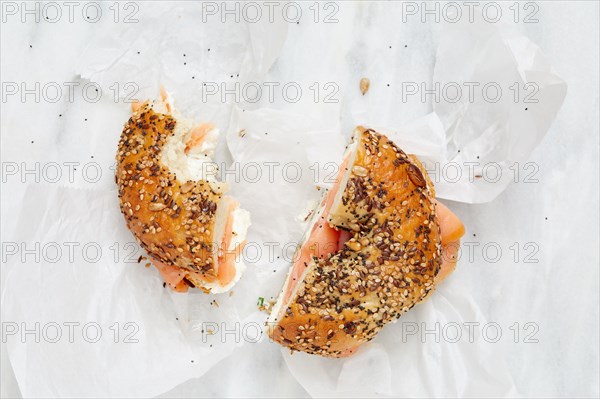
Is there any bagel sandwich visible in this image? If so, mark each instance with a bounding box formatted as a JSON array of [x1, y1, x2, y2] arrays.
[[116, 89, 250, 293], [267, 126, 464, 357]]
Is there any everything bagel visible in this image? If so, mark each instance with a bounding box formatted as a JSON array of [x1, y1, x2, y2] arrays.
[[116, 90, 250, 293], [267, 126, 464, 357]]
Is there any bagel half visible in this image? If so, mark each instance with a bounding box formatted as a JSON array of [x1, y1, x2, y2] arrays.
[[116, 91, 250, 293], [267, 127, 464, 357]]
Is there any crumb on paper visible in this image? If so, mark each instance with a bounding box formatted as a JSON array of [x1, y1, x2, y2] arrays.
[[257, 297, 274, 313], [238, 129, 246, 137], [360, 77, 370, 95], [296, 199, 318, 223], [303, 210, 314, 221]]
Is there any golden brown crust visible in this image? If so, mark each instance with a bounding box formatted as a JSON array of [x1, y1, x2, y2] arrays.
[[269, 127, 442, 357], [116, 103, 224, 285]]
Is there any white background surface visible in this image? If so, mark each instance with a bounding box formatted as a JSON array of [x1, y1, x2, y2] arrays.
[[1, 1, 599, 398]]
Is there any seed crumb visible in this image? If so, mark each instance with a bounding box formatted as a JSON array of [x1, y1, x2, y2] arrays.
[[360, 78, 370, 95]]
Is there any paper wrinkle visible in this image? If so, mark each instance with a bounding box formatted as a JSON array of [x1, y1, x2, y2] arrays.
[[3, 4, 566, 397], [431, 20, 567, 203]]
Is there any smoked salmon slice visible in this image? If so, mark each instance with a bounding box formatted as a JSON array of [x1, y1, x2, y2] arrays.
[[434, 200, 465, 282]]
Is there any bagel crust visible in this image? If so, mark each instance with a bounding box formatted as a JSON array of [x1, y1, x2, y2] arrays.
[[269, 127, 442, 357], [116, 103, 225, 286]]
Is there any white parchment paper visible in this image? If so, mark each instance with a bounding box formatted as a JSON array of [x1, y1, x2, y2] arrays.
[[1, 2, 570, 397]]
